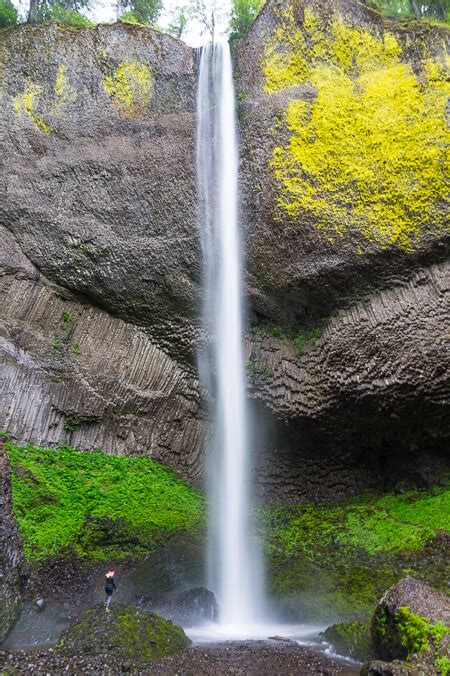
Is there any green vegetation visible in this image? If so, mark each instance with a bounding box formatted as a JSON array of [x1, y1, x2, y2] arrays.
[[324, 619, 374, 661], [245, 357, 274, 381], [374, 605, 449, 669], [59, 604, 190, 662], [264, 5, 449, 251], [229, 0, 264, 40], [262, 485, 450, 618], [118, 10, 143, 23], [436, 657, 450, 675], [395, 607, 448, 658], [6, 441, 204, 562], [5, 438, 449, 620], [256, 320, 327, 354], [366, 0, 449, 22], [117, 0, 162, 26], [0, 0, 17, 26]]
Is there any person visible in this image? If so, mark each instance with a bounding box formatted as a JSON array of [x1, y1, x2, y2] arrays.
[[104, 566, 117, 611]]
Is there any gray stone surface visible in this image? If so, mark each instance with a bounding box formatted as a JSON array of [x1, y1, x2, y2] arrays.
[[0, 441, 25, 643], [1, 22, 200, 362]]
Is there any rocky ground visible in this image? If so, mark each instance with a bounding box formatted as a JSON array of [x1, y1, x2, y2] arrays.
[[0, 640, 359, 675]]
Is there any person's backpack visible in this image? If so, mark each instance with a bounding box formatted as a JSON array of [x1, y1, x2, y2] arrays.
[[105, 576, 114, 593]]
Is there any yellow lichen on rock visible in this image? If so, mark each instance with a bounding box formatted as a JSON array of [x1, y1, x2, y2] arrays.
[[264, 4, 449, 250], [54, 64, 77, 109], [102, 61, 153, 119], [13, 82, 50, 134]]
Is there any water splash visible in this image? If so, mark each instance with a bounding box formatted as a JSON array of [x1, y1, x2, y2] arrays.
[[196, 42, 264, 628]]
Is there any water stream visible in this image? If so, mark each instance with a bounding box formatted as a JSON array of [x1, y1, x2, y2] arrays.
[[196, 42, 264, 629]]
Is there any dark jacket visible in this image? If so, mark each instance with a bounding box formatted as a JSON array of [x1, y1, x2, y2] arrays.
[[105, 574, 117, 594]]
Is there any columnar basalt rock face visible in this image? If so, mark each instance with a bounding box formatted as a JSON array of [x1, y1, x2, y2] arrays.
[[0, 441, 25, 643], [248, 261, 450, 501], [0, 226, 205, 481]]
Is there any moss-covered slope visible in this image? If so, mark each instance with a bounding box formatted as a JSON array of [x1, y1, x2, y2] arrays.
[[262, 485, 450, 619], [6, 439, 449, 621], [6, 440, 204, 562]]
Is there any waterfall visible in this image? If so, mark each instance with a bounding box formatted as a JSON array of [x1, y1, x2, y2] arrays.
[[196, 42, 263, 629]]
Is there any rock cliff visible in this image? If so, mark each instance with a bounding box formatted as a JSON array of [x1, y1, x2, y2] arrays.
[[1, 4, 449, 499], [0, 441, 25, 642]]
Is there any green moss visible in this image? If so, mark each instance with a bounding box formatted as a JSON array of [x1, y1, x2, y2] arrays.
[[262, 486, 450, 618], [7, 441, 205, 562], [263, 4, 449, 250], [246, 357, 274, 381], [59, 604, 190, 662], [103, 61, 153, 119], [255, 320, 327, 353], [436, 657, 450, 675], [324, 619, 374, 661], [395, 607, 448, 658]]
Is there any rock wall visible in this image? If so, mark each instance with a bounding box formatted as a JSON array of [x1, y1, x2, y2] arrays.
[[1, 7, 449, 501], [248, 261, 450, 500], [237, 0, 449, 323], [1, 22, 200, 362], [0, 226, 204, 481], [0, 441, 25, 643]]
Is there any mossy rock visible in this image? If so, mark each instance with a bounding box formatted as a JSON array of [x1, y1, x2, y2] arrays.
[[58, 604, 191, 663], [360, 658, 429, 675], [323, 619, 374, 661], [371, 577, 450, 672]]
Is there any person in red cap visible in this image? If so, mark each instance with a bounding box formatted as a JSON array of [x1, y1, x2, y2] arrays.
[[104, 566, 117, 611]]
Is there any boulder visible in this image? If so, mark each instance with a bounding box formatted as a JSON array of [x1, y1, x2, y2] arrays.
[[323, 619, 374, 661], [361, 659, 432, 675], [167, 587, 218, 626], [34, 599, 47, 612], [371, 577, 450, 671], [58, 604, 190, 663]]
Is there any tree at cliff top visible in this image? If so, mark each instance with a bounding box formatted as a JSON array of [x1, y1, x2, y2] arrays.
[[117, 0, 162, 24], [229, 0, 263, 39], [28, 0, 91, 23], [0, 0, 17, 25], [366, 0, 449, 21]]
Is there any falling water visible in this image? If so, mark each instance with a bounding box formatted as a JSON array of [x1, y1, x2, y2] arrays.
[[196, 43, 263, 628]]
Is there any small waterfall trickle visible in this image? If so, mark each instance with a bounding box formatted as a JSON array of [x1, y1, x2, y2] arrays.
[[196, 42, 264, 629]]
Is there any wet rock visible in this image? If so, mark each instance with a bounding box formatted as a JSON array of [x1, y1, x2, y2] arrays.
[[361, 658, 433, 675], [58, 603, 191, 663], [372, 577, 450, 663], [0, 441, 25, 642], [167, 587, 219, 626], [366, 577, 450, 675], [34, 599, 47, 612], [323, 619, 374, 661]]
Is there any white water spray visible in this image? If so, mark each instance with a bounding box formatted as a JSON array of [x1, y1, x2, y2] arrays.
[[197, 42, 263, 628]]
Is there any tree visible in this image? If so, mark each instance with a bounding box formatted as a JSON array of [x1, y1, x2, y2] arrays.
[[166, 4, 190, 38], [366, 0, 449, 21], [189, 0, 226, 41], [0, 0, 18, 25], [117, 0, 162, 25], [228, 0, 263, 40], [28, 0, 91, 23]]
